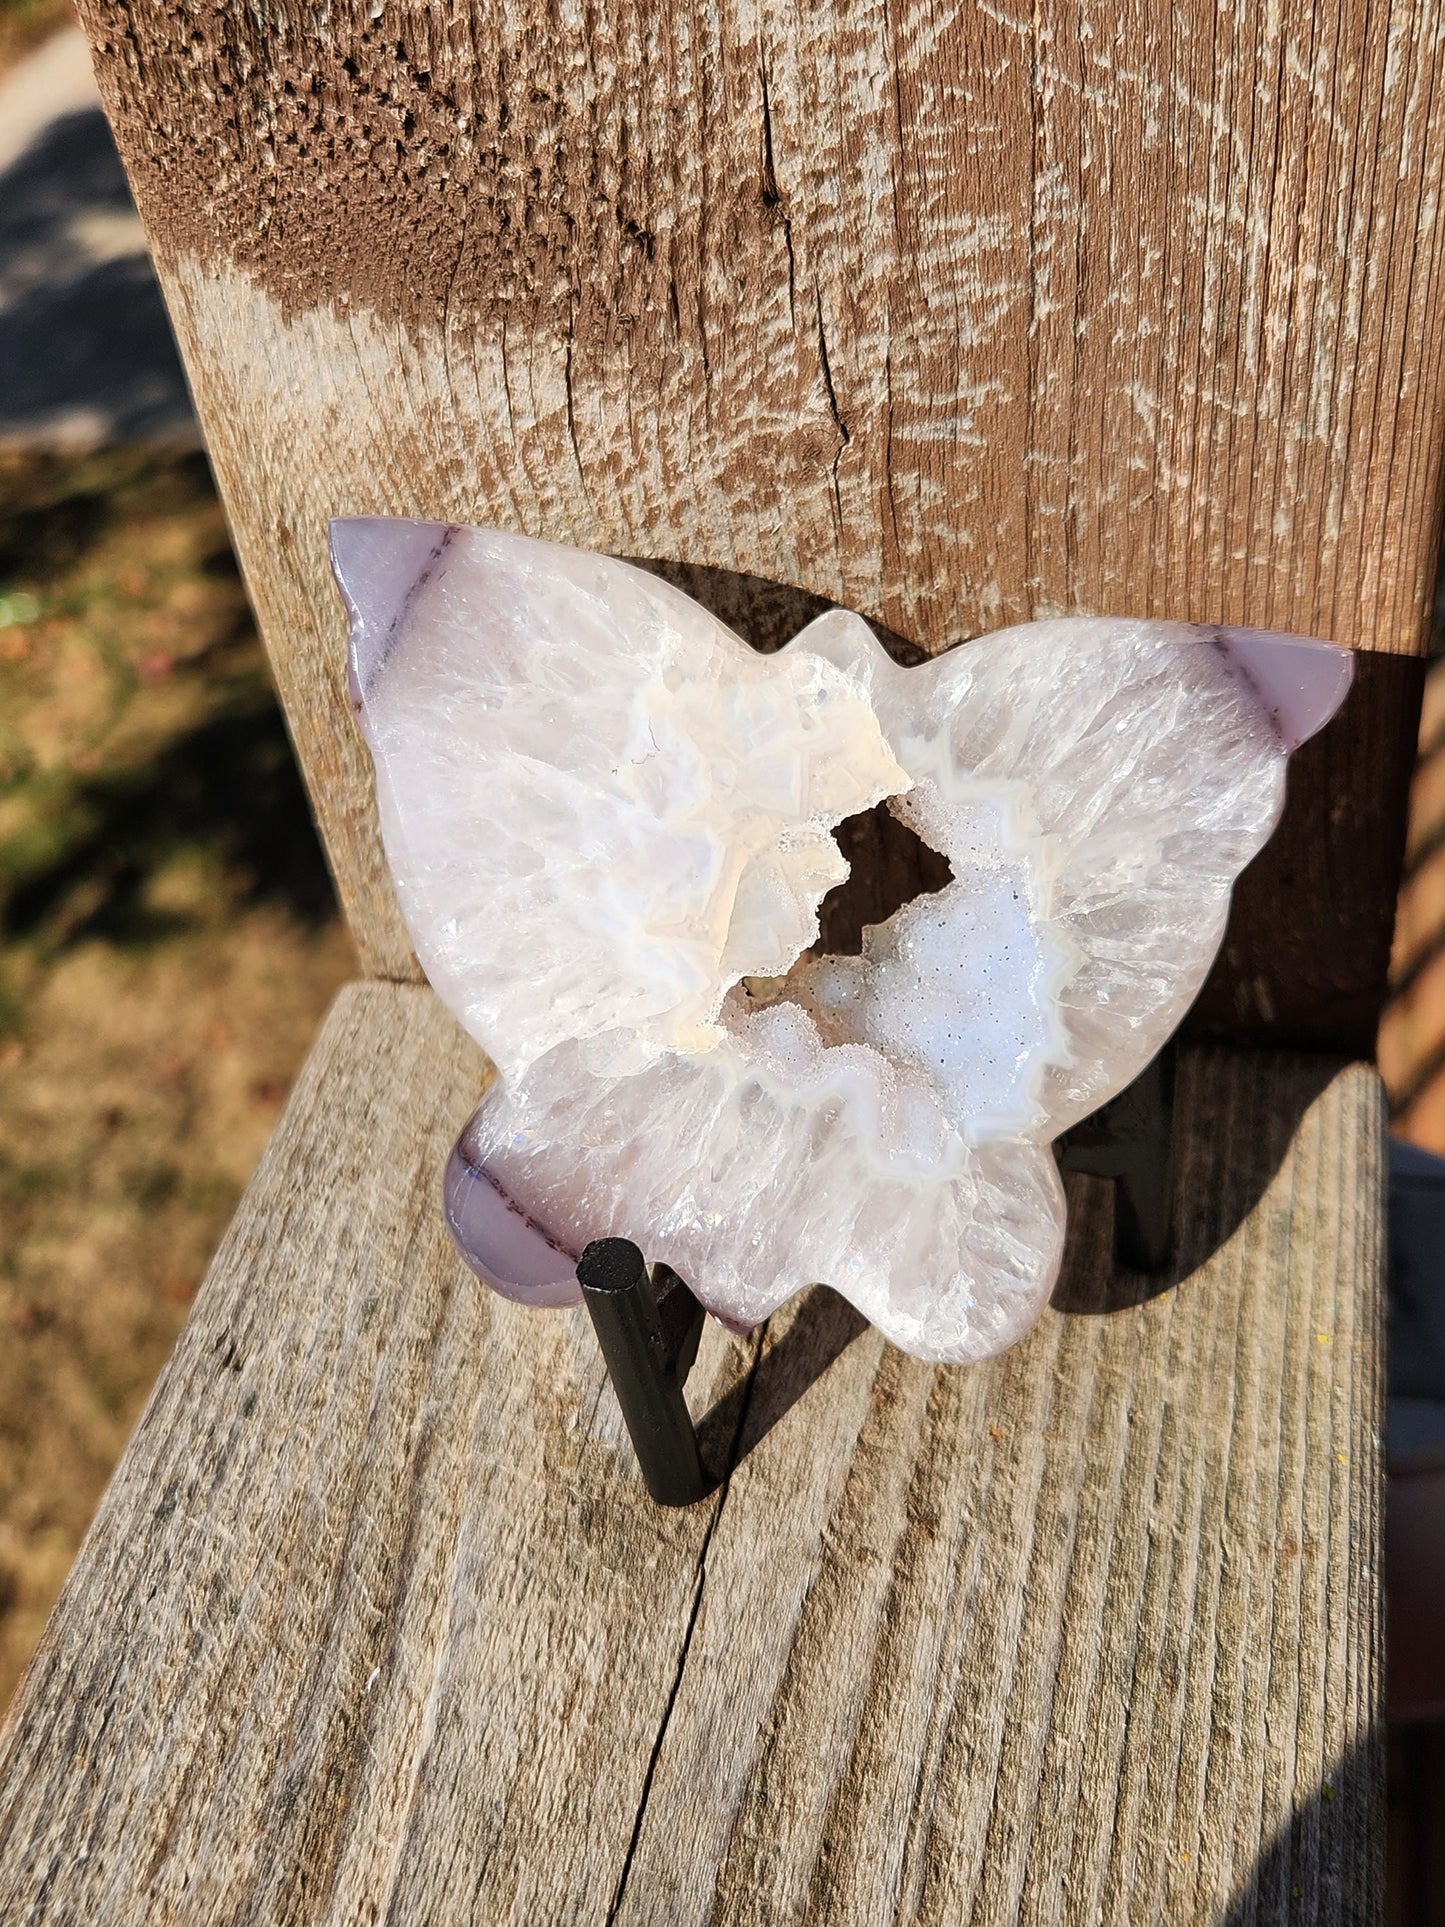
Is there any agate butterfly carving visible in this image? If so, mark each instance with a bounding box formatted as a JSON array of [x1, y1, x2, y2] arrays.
[[331, 519, 1351, 1364]]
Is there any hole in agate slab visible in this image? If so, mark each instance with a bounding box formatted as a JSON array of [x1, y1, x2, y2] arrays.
[[814, 799, 954, 958]]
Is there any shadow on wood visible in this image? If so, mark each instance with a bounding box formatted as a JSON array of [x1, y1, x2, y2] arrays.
[[695, 1287, 869, 1484], [1388, 1720, 1445, 1923], [1222, 1733, 1382, 1925], [1188, 649, 1424, 1054], [626, 554, 929, 663], [1052, 1047, 1345, 1316]]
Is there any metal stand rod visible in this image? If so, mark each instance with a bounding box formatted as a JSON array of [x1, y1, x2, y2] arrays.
[[577, 1238, 710, 1507]]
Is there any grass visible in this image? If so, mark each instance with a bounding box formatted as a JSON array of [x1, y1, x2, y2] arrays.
[[0, 0, 74, 81], [0, 448, 353, 1709]]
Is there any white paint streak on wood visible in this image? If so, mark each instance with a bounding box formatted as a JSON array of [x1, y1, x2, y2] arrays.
[[67, 0, 1444, 981]]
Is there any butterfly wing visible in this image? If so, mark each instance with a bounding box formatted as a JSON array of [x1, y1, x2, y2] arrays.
[[790, 613, 1351, 1138], [459, 1021, 1067, 1364], [333, 518, 906, 1085]]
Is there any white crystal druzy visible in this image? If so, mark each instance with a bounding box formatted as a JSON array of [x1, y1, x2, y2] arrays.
[[333, 519, 1351, 1363]]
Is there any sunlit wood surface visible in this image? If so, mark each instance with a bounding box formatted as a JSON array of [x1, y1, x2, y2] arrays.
[[0, 986, 1384, 1922]]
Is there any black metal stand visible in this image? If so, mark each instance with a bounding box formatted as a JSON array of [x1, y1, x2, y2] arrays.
[[578, 1043, 1178, 1506], [577, 1238, 710, 1506]]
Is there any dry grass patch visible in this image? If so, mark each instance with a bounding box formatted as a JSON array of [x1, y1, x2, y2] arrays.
[[0, 448, 353, 1707], [0, 0, 75, 82]]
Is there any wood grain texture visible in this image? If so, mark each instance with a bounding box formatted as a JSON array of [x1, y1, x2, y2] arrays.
[[0, 985, 1384, 1923], [74, 0, 1445, 1045]]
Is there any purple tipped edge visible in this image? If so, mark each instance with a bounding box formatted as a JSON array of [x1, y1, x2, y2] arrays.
[[443, 1131, 582, 1309], [1215, 626, 1354, 752], [328, 516, 459, 711]]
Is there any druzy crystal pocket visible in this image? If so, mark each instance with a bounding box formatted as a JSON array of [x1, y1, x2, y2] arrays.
[[331, 518, 1351, 1363]]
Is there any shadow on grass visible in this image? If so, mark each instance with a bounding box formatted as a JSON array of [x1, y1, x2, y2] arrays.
[[1, 696, 338, 947], [0, 450, 224, 584], [0, 106, 195, 445]]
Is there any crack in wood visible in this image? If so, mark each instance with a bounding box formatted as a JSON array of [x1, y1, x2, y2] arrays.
[[606, 1329, 766, 1925]]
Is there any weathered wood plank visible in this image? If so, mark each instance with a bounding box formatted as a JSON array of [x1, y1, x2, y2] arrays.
[[617, 1048, 1384, 1926], [0, 985, 750, 1925], [76, 0, 1445, 1044], [0, 986, 1383, 1922]]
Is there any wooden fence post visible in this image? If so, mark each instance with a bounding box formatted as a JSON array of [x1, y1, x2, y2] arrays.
[[76, 0, 1445, 1048]]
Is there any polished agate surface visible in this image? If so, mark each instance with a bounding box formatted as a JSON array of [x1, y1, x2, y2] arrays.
[[331, 518, 1352, 1363]]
